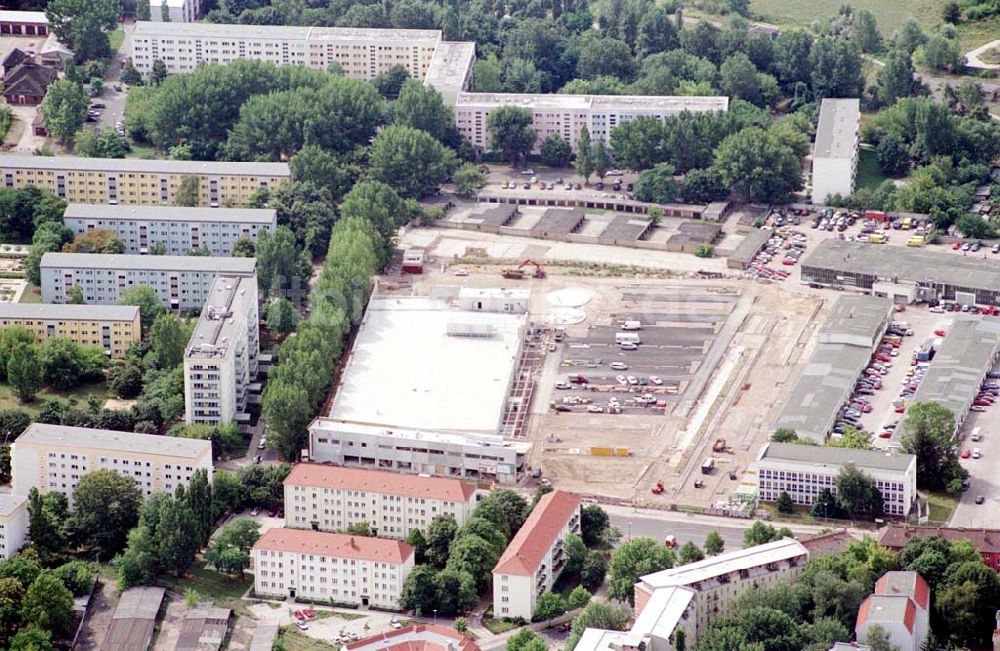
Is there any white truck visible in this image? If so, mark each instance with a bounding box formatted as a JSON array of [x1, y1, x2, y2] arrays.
[[615, 332, 641, 346], [622, 320, 642, 331]]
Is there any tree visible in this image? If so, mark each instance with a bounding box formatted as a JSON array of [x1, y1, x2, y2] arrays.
[[150, 313, 189, 369], [919, 36, 963, 73], [0, 576, 25, 643], [956, 214, 996, 239], [187, 468, 213, 544], [121, 60, 142, 86], [875, 131, 910, 176], [231, 237, 256, 258], [567, 585, 591, 609], [40, 79, 88, 145], [288, 145, 359, 204], [942, 1, 961, 23], [174, 175, 200, 207], [712, 127, 802, 203], [260, 381, 312, 461], [705, 531, 725, 556], [114, 518, 157, 589], [580, 504, 610, 548], [266, 298, 299, 335], [875, 48, 916, 107], [338, 180, 408, 266], [62, 228, 125, 255], [533, 591, 567, 622], [346, 521, 371, 536], [400, 566, 438, 616], [117, 285, 165, 333], [426, 514, 458, 568], [581, 549, 608, 591], [607, 538, 675, 603], [446, 534, 498, 592], [488, 106, 535, 166], [590, 140, 611, 179], [434, 569, 478, 616], [679, 540, 705, 564], [7, 343, 42, 403], [540, 134, 573, 168], [772, 490, 794, 514], [405, 529, 427, 564], [808, 36, 864, 100], [46, 0, 118, 62], [109, 360, 143, 399], [69, 470, 143, 560], [0, 445, 10, 485], [205, 518, 259, 576], [720, 53, 767, 107], [452, 163, 487, 198], [373, 65, 410, 99], [390, 80, 458, 146], [150, 59, 168, 86], [20, 571, 73, 635], [939, 561, 1000, 646], [368, 125, 457, 199], [75, 128, 130, 158], [810, 488, 843, 519], [66, 284, 85, 305], [900, 402, 960, 491], [743, 521, 792, 547], [574, 126, 594, 183], [255, 226, 310, 298], [633, 163, 678, 203], [576, 36, 635, 81], [565, 601, 632, 651], [8, 627, 54, 651], [28, 488, 67, 563], [864, 624, 899, 651], [477, 489, 528, 539], [508, 628, 546, 651]]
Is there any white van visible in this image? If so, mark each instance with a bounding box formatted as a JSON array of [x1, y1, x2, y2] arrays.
[[616, 332, 641, 345], [622, 320, 642, 331]]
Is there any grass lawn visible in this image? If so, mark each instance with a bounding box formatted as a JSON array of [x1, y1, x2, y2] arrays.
[[748, 0, 944, 34], [482, 617, 520, 635], [276, 628, 337, 651], [162, 563, 252, 614], [108, 28, 125, 55], [0, 380, 110, 415], [19, 285, 41, 303], [956, 15, 1000, 52], [128, 143, 161, 159], [978, 44, 1000, 65], [927, 492, 958, 524], [856, 148, 887, 191]]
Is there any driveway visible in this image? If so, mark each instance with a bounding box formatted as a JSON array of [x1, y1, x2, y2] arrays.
[[95, 20, 133, 133], [966, 39, 1000, 71], [247, 602, 401, 646]]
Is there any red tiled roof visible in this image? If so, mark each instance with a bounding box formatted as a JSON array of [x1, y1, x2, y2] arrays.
[[855, 596, 871, 630], [877, 524, 1000, 554], [284, 464, 477, 503], [874, 571, 930, 610], [493, 490, 580, 576], [345, 625, 479, 651], [800, 529, 856, 556], [252, 528, 413, 565], [903, 599, 916, 633]]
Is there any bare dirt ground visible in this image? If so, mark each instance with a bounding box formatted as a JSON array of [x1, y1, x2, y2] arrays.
[[75, 578, 119, 650]]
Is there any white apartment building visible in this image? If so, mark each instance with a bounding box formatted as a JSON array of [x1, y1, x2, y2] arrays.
[[493, 490, 581, 621], [0, 494, 29, 561], [308, 419, 530, 486], [251, 527, 415, 608], [148, 0, 201, 22], [11, 423, 213, 506], [283, 464, 477, 538], [856, 572, 930, 651], [183, 275, 259, 425], [754, 442, 917, 516], [63, 204, 276, 256], [811, 98, 860, 204], [455, 93, 729, 154], [633, 538, 810, 645], [576, 586, 697, 651], [40, 252, 256, 310]]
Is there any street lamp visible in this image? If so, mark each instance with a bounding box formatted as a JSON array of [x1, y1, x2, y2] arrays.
[[433, 609, 438, 624]]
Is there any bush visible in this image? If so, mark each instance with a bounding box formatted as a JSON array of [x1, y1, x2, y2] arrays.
[[694, 243, 714, 258]]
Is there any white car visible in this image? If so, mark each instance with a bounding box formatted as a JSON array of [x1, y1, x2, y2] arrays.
[[453, 268, 469, 276], [649, 375, 663, 385], [610, 362, 628, 370], [627, 376, 638, 385], [258, 437, 266, 450], [555, 382, 571, 390], [587, 405, 603, 413], [929, 306, 945, 313], [973, 448, 982, 459], [616, 375, 628, 386]]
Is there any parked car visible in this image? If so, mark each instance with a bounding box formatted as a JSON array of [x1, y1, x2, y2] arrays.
[[610, 362, 628, 370], [976, 495, 985, 504]]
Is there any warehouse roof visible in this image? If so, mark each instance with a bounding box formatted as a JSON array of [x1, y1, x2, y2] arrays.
[[41, 252, 256, 273], [801, 239, 1000, 292], [284, 464, 477, 502], [814, 98, 860, 160], [133, 20, 440, 43], [64, 203, 277, 224], [0, 153, 290, 176], [758, 442, 916, 473], [253, 528, 414, 564], [0, 303, 139, 322], [176, 607, 231, 651], [15, 423, 211, 459], [494, 490, 580, 576], [819, 295, 892, 343]]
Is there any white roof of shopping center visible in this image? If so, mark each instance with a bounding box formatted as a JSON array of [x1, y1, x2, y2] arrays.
[[328, 294, 527, 434]]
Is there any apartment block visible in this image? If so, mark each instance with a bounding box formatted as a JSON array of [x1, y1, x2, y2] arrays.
[[811, 98, 860, 204], [754, 442, 917, 516], [0, 494, 29, 561], [251, 527, 414, 608], [856, 572, 930, 651], [492, 490, 581, 621], [0, 154, 289, 207], [11, 423, 213, 506], [63, 204, 277, 256], [455, 93, 729, 153], [0, 303, 140, 358], [183, 275, 259, 425], [283, 464, 477, 538], [148, 0, 202, 22], [40, 252, 256, 310]]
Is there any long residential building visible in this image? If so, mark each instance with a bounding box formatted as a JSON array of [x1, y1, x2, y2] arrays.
[[147, 0, 202, 22], [308, 418, 531, 486], [251, 527, 414, 608], [183, 275, 259, 425], [63, 204, 277, 256], [0, 155, 290, 207], [753, 442, 917, 516], [40, 252, 256, 310], [11, 423, 213, 506], [811, 98, 860, 204], [456, 93, 729, 153], [493, 490, 581, 621], [0, 494, 29, 561], [0, 303, 140, 358], [283, 464, 477, 538]]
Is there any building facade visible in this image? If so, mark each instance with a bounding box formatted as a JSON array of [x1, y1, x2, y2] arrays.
[[0, 494, 29, 561], [0, 155, 289, 207], [856, 572, 930, 651], [455, 93, 728, 153], [754, 442, 917, 516], [251, 528, 414, 608], [493, 490, 581, 621], [40, 252, 256, 310], [11, 423, 213, 506], [0, 303, 141, 358], [183, 275, 259, 425], [811, 98, 860, 204], [308, 418, 530, 486], [63, 204, 277, 256], [148, 0, 202, 22], [283, 464, 477, 538], [0, 11, 48, 36], [877, 525, 1000, 571]]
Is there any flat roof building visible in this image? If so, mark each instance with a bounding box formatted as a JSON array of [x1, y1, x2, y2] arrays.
[[11, 423, 213, 506], [328, 291, 527, 435], [772, 295, 892, 443], [727, 228, 770, 270], [283, 463, 477, 538], [0, 303, 140, 358], [456, 93, 728, 153], [40, 252, 256, 310], [63, 204, 277, 256], [176, 606, 231, 651], [493, 490, 581, 621], [811, 98, 860, 204], [346, 624, 480, 651], [0, 154, 289, 207], [754, 442, 917, 516], [0, 494, 29, 561], [309, 418, 531, 486], [183, 275, 260, 425], [575, 586, 697, 651], [0, 10, 48, 35], [105, 587, 165, 651], [252, 528, 415, 608], [801, 239, 1000, 307]]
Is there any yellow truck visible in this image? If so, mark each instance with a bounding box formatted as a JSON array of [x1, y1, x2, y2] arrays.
[[869, 233, 887, 244], [907, 236, 925, 247]]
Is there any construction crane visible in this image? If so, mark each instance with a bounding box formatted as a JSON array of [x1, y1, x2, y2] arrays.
[[501, 259, 547, 279]]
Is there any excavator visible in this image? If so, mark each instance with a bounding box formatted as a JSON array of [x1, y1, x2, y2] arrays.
[[501, 258, 547, 279]]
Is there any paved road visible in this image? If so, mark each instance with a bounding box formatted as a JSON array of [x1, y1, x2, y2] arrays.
[[965, 39, 1000, 71], [95, 21, 132, 133]]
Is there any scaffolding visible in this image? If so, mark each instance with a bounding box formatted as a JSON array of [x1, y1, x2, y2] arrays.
[[500, 324, 545, 439]]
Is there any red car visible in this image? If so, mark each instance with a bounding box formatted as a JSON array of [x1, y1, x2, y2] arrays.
[[934, 329, 947, 337], [879, 431, 892, 438], [953, 241, 962, 250], [303, 609, 315, 619], [974, 399, 992, 407], [895, 405, 906, 413], [961, 449, 971, 459], [782, 257, 796, 265], [294, 611, 305, 621]]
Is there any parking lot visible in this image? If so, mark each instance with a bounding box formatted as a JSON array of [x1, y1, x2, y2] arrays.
[[951, 363, 1000, 527]]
